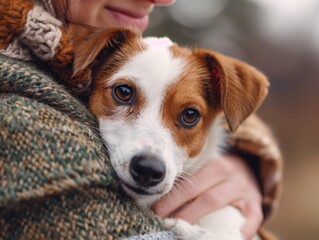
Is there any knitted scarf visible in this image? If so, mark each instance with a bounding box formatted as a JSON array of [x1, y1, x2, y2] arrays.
[[0, 0, 91, 93]]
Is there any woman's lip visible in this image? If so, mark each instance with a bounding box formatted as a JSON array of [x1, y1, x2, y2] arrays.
[[106, 6, 147, 19], [105, 6, 149, 30]]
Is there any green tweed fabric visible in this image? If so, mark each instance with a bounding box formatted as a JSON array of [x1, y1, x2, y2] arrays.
[[0, 55, 168, 239]]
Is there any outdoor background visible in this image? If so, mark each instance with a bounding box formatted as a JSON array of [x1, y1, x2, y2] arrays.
[[146, 0, 319, 239]]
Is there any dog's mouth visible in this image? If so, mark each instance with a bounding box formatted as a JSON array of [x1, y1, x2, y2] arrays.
[[121, 181, 167, 197], [121, 181, 153, 195]]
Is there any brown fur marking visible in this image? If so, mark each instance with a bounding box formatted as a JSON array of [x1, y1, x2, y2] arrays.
[[70, 25, 146, 119], [162, 46, 222, 157]]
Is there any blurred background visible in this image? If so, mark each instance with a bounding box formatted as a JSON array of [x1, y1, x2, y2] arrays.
[[146, 0, 319, 239]]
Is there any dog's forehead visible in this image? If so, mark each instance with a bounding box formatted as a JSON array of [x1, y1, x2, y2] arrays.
[[143, 37, 174, 49], [109, 37, 186, 96]]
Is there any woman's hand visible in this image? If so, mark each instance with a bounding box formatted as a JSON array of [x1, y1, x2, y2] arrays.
[[151, 155, 263, 240]]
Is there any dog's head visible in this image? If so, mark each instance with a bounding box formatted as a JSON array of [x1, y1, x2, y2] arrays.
[[70, 25, 269, 206]]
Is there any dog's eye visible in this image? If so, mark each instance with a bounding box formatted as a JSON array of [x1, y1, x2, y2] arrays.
[[179, 108, 201, 128], [112, 84, 134, 104]]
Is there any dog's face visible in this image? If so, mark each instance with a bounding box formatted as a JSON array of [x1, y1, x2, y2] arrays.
[[71, 25, 269, 206]]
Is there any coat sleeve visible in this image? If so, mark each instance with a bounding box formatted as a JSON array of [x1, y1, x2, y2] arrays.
[[227, 114, 283, 221], [0, 55, 174, 239]]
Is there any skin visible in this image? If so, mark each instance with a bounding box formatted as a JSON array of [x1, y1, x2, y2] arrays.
[[59, 1, 263, 239], [67, 0, 176, 31], [152, 155, 263, 240]]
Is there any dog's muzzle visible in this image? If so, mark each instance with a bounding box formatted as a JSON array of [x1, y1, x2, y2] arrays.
[[129, 154, 166, 187]]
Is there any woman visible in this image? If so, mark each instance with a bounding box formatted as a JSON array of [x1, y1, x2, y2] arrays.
[[0, 0, 282, 239]]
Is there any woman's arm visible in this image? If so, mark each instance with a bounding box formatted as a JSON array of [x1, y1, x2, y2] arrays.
[[152, 114, 283, 240], [0, 55, 172, 239]]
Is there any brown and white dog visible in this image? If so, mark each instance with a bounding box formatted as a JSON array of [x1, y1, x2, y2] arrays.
[[70, 25, 269, 240]]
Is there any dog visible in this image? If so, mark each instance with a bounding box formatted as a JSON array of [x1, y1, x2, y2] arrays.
[[70, 25, 269, 240]]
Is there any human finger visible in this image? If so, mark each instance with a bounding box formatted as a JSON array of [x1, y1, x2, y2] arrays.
[[174, 180, 240, 223], [152, 160, 228, 217], [236, 200, 263, 240]]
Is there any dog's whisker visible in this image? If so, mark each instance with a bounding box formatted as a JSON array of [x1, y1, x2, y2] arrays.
[[174, 182, 193, 203], [177, 175, 197, 189], [178, 173, 202, 191], [180, 171, 193, 178]]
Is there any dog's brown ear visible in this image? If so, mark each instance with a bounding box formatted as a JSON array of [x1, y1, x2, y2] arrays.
[[68, 24, 139, 76], [195, 49, 269, 132]]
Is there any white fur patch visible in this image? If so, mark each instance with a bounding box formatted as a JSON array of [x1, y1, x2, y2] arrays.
[[185, 114, 227, 175], [143, 37, 174, 49]]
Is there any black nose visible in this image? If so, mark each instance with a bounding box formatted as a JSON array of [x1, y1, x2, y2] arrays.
[[130, 155, 166, 187]]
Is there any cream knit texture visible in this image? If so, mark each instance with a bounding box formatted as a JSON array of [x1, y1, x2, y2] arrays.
[[0, 39, 31, 60], [19, 5, 62, 60]]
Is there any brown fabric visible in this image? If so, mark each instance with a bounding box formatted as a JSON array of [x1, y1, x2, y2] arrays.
[[227, 114, 283, 226]]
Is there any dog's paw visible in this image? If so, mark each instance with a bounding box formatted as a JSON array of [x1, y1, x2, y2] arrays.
[[163, 218, 179, 229], [212, 228, 244, 240], [163, 218, 217, 240], [163, 218, 245, 240]]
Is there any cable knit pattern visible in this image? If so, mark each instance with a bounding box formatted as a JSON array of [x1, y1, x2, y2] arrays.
[[20, 5, 62, 60], [0, 38, 31, 60]]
